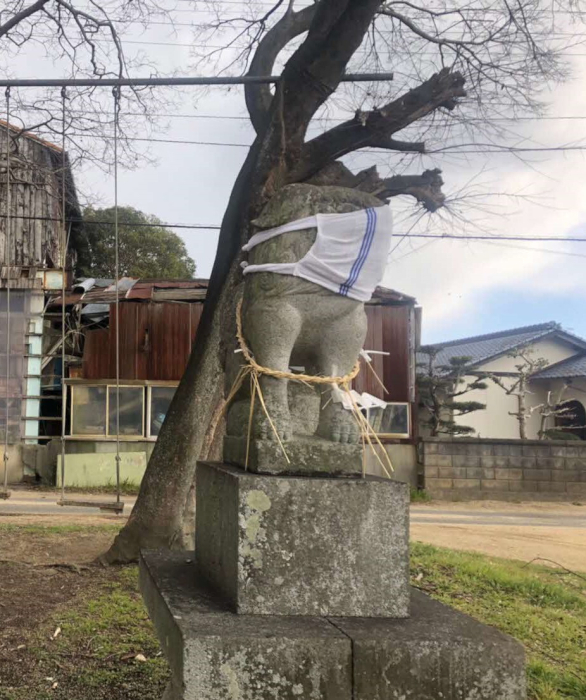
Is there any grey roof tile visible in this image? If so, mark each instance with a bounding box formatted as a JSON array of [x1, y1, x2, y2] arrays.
[[531, 354, 586, 379], [417, 322, 568, 369]]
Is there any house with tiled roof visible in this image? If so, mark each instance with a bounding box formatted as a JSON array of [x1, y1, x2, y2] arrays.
[[420, 322, 586, 440]]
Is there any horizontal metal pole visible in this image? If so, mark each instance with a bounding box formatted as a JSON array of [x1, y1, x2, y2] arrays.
[[0, 73, 394, 88]]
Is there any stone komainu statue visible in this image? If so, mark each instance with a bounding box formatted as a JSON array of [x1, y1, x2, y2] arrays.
[[227, 183, 392, 445]]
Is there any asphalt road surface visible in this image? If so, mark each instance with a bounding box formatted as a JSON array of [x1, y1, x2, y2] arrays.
[[411, 501, 586, 571], [411, 506, 586, 528]]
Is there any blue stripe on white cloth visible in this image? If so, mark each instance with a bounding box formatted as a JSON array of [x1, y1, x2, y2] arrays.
[[338, 207, 377, 297]]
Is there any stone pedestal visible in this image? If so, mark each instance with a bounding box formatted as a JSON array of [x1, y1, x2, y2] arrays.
[[140, 551, 526, 700], [195, 462, 410, 617], [141, 458, 526, 699], [223, 435, 363, 476]]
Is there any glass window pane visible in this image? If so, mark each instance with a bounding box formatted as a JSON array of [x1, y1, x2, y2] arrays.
[[149, 387, 176, 437], [108, 386, 144, 437], [0, 396, 21, 442], [0, 290, 27, 443], [380, 403, 410, 436], [71, 385, 107, 436]]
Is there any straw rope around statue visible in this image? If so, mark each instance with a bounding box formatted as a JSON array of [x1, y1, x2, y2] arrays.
[[223, 299, 394, 477]]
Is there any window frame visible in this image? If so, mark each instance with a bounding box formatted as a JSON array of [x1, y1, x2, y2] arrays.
[[146, 385, 177, 440], [367, 401, 411, 440], [106, 384, 146, 439], [69, 384, 109, 439], [66, 379, 178, 441]]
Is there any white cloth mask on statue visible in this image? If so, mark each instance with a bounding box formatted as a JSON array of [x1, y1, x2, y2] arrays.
[[240, 205, 392, 302]]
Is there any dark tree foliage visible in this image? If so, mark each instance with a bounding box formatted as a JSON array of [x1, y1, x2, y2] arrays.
[[79, 207, 196, 280], [418, 345, 487, 437]]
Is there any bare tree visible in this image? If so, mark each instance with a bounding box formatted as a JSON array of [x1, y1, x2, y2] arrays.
[[98, 0, 586, 562], [0, 0, 172, 174], [488, 349, 549, 439], [532, 384, 585, 440]]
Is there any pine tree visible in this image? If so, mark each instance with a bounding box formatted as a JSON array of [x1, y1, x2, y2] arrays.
[[418, 346, 487, 437]]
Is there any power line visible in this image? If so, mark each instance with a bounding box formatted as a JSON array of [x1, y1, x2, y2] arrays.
[[45, 13, 586, 39], [0, 213, 219, 230], [61, 109, 586, 124], [477, 239, 586, 259], [24, 31, 586, 57], [4, 212, 586, 244], [34, 130, 586, 156]]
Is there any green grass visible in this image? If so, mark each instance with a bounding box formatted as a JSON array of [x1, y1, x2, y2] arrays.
[[0, 522, 122, 535], [3, 567, 168, 700], [2, 523, 584, 699], [410, 487, 432, 503], [411, 542, 586, 700], [33, 479, 140, 496]]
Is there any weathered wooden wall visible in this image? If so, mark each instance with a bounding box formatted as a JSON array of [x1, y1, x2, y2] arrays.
[[0, 126, 65, 272], [82, 300, 414, 400], [83, 302, 203, 381], [354, 304, 413, 403]]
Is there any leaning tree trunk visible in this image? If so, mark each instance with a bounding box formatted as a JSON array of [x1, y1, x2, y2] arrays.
[[102, 138, 266, 563]]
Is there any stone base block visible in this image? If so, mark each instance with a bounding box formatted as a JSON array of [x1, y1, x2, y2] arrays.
[[195, 461, 410, 617], [140, 551, 353, 700], [140, 552, 526, 700], [335, 593, 527, 699], [223, 435, 363, 476]]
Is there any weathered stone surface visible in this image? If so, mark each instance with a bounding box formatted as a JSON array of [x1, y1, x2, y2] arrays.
[[334, 589, 526, 700], [141, 553, 526, 700], [195, 462, 410, 618], [140, 551, 353, 700], [223, 435, 362, 476], [232, 184, 387, 446]]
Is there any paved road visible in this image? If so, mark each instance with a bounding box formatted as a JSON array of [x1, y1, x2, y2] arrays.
[[2, 490, 585, 527], [0, 489, 136, 516], [411, 502, 586, 571], [411, 506, 586, 528]]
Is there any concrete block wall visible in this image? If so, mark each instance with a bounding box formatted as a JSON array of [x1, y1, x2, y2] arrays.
[[423, 437, 586, 501]]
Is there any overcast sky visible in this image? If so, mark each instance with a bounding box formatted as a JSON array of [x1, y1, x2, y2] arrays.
[[11, 1, 586, 345]]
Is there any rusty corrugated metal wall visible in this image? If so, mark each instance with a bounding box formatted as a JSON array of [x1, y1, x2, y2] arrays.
[[82, 301, 414, 396], [353, 305, 413, 402], [83, 302, 202, 380]]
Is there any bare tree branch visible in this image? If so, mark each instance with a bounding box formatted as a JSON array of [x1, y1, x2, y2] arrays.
[[245, 4, 317, 133], [0, 0, 49, 38], [289, 68, 466, 182], [377, 169, 446, 211]]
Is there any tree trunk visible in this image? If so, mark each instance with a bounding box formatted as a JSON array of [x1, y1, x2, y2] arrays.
[[518, 380, 527, 440], [102, 138, 264, 563]]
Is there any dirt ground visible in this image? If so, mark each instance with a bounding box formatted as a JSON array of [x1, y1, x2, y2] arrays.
[[0, 518, 169, 699], [412, 500, 586, 572], [0, 517, 121, 653], [0, 514, 122, 565]]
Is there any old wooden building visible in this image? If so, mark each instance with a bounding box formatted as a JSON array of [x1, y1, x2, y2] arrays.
[[0, 122, 82, 481], [43, 278, 420, 487]]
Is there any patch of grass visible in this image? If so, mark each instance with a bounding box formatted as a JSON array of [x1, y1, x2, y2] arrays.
[[33, 479, 140, 496], [410, 487, 432, 503], [0, 523, 121, 535], [3, 566, 168, 700], [411, 541, 586, 700]]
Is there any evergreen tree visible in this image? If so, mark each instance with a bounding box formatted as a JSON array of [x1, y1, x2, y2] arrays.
[[79, 207, 196, 280], [418, 346, 487, 437]]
